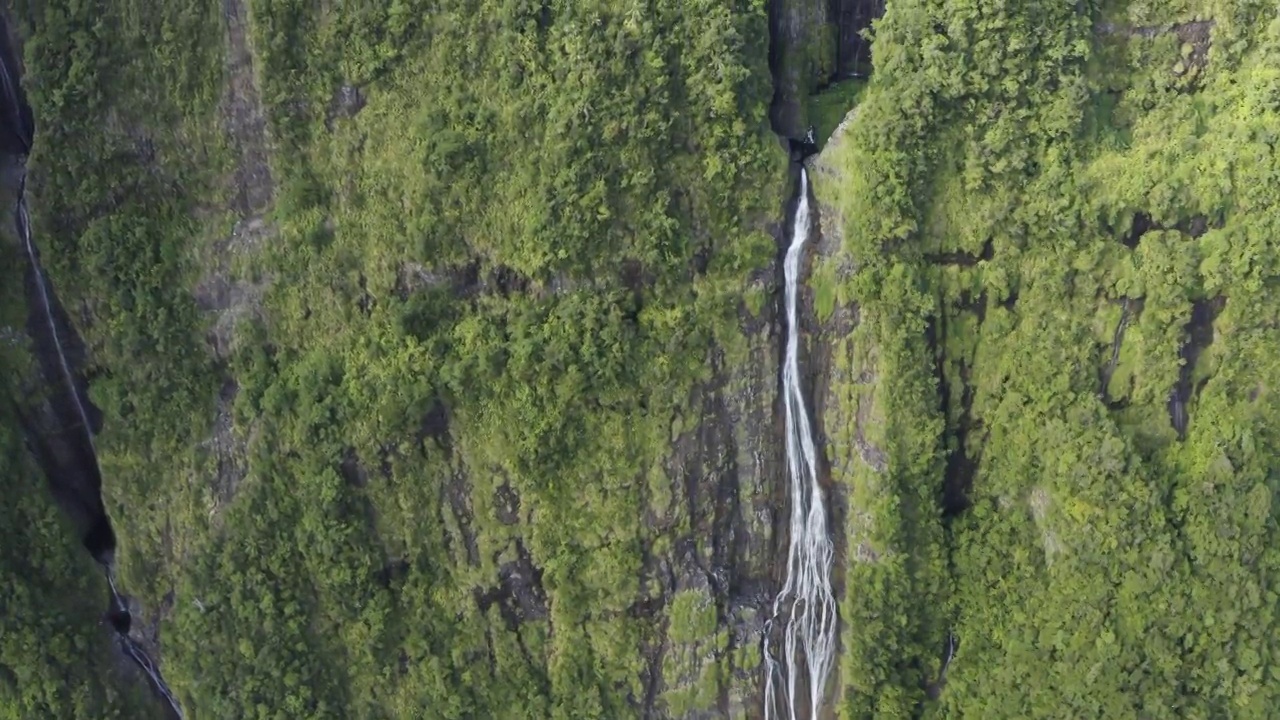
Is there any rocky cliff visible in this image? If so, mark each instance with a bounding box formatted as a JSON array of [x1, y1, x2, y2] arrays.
[[26, 2, 1280, 719], [0, 0, 849, 717]]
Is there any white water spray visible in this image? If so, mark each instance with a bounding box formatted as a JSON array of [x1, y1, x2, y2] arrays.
[[17, 194, 95, 448], [763, 168, 837, 720]]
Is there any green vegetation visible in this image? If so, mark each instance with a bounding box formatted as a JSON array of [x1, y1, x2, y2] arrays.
[[662, 589, 727, 715], [18, 0, 229, 602], [9, 0, 1280, 717], [12, 0, 785, 716], [0, 234, 158, 717], [0, 413, 159, 719], [820, 0, 1280, 716], [806, 78, 866, 148]]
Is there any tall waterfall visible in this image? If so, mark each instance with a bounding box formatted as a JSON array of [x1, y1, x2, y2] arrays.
[[764, 168, 837, 720]]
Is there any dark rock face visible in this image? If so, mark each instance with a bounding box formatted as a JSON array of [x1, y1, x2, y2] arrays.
[[789, 130, 820, 162], [769, 0, 886, 139], [832, 0, 885, 79], [1170, 296, 1225, 439], [655, 314, 785, 715], [0, 13, 111, 565], [15, 398, 114, 563], [327, 84, 367, 126], [0, 16, 31, 154], [768, 0, 833, 139]]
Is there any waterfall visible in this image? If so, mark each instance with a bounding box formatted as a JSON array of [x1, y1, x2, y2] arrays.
[[763, 168, 837, 720], [17, 170, 185, 720], [2, 18, 182, 718], [17, 193, 95, 447]]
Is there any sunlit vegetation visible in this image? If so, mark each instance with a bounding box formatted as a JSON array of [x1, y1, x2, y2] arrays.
[[11, 0, 1280, 716], [12, 0, 785, 716], [823, 0, 1280, 715]]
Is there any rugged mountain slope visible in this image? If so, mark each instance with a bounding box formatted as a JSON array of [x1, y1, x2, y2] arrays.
[[815, 0, 1280, 715], [6, 0, 1280, 718], [5, 0, 796, 717]]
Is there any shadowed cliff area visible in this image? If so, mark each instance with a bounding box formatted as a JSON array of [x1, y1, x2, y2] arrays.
[[0, 11, 112, 568], [0, 11, 180, 718], [768, 0, 884, 141]]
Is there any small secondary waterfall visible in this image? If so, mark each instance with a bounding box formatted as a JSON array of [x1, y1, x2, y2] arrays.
[[763, 168, 837, 720], [17, 191, 94, 446], [107, 572, 183, 717], [2, 24, 183, 716]]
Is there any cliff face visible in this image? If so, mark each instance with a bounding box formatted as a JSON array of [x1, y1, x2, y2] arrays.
[[831, 0, 883, 78], [769, 0, 884, 140], [0, 11, 175, 717], [2, 0, 816, 717], [0, 0, 924, 709], [769, 0, 836, 139], [652, 309, 784, 716], [35, 1, 1280, 718]]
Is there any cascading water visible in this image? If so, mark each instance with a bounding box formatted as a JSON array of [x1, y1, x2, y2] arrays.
[[17, 191, 94, 445], [763, 167, 837, 720], [107, 573, 183, 717], [2, 24, 184, 718]]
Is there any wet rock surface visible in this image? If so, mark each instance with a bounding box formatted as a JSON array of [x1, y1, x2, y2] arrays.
[[832, 0, 885, 79], [654, 297, 785, 715]]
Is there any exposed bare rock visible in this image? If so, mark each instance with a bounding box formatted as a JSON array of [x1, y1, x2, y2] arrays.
[[1094, 19, 1214, 41], [221, 0, 274, 216], [649, 259, 784, 716], [326, 84, 367, 129], [1028, 486, 1062, 564]]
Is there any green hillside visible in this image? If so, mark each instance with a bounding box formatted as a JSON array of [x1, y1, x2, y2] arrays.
[[3, 0, 1280, 718]]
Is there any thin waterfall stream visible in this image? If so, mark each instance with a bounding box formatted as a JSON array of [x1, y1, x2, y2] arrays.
[[16, 189, 94, 445], [763, 167, 837, 720], [15, 177, 186, 720], [2, 17, 184, 717]]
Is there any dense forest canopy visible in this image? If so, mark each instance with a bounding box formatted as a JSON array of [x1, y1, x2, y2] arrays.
[[824, 0, 1280, 716], [2, 0, 1280, 718]]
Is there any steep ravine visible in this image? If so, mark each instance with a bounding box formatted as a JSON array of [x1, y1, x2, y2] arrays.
[[761, 0, 886, 714], [0, 15, 182, 719]]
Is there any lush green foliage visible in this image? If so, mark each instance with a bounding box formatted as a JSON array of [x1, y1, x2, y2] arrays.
[[0, 417, 158, 719], [824, 0, 1280, 716], [17, 0, 1280, 717], [16, 0, 784, 717], [806, 78, 866, 149], [0, 240, 158, 718], [17, 0, 228, 603]]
